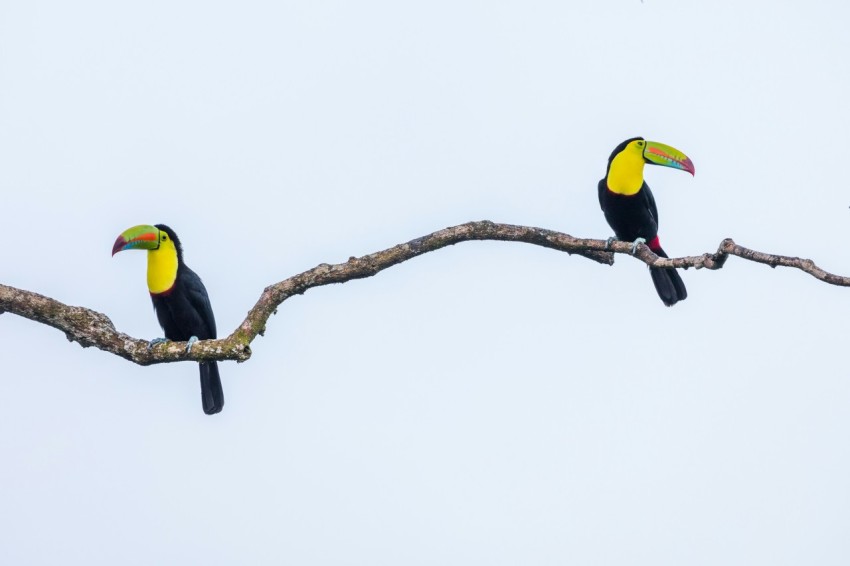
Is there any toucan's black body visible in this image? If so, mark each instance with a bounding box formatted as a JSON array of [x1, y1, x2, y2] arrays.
[[151, 225, 224, 414], [598, 138, 688, 307]]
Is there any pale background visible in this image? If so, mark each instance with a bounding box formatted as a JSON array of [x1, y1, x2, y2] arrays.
[[2, 1, 849, 564]]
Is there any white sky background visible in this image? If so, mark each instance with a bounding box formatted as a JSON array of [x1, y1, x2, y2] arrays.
[[2, 0, 849, 563]]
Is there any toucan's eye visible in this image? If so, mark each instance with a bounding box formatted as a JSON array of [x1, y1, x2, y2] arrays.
[[162, 234, 168, 241], [637, 141, 645, 147]]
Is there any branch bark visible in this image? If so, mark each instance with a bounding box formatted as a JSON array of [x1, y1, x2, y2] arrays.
[[1, 221, 847, 365]]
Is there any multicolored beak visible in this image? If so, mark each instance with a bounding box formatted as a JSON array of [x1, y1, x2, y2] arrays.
[[642, 141, 695, 176], [112, 224, 161, 256]]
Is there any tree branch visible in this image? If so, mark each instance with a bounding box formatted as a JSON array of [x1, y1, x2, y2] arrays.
[[1, 221, 847, 365]]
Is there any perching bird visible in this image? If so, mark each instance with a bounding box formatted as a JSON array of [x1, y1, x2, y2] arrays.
[[112, 224, 224, 414], [598, 137, 695, 306]]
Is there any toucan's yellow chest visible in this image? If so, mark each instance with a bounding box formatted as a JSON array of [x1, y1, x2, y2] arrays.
[[606, 150, 646, 196], [146, 243, 178, 294]]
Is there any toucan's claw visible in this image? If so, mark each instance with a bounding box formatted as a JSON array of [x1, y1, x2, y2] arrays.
[[605, 237, 616, 250], [148, 337, 168, 350], [186, 336, 199, 353], [630, 237, 647, 255]]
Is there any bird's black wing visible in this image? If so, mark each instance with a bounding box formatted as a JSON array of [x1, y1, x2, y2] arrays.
[[642, 181, 660, 230], [597, 178, 608, 210], [181, 266, 217, 339]]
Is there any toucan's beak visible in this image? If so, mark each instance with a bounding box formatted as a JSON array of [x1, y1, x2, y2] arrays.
[[643, 141, 695, 176], [112, 225, 160, 256]]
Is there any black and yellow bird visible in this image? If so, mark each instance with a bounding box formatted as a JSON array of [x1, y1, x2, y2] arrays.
[[598, 137, 695, 306], [112, 224, 224, 414]]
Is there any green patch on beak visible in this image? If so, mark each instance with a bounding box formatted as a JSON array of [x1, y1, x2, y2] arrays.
[[643, 141, 695, 175]]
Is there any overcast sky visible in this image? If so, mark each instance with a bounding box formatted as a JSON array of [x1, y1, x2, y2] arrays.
[[2, 0, 850, 564]]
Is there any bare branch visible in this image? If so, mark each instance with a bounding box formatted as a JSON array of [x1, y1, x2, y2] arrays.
[[1, 221, 847, 365], [626, 237, 850, 286]]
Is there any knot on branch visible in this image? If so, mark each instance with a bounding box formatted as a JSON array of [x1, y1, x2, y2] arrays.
[[234, 343, 252, 363]]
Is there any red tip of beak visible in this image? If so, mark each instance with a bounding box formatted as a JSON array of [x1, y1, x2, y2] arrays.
[[112, 236, 127, 256], [683, 157, 696, 176]]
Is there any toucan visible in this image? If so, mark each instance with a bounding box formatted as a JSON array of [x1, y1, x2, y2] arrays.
[[112, 224, 224, 414], [598, 137, 695, 306]]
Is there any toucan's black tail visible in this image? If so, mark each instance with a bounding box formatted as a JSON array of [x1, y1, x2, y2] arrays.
[[649, 246, 687, 307], [200, 361, 224, 415]]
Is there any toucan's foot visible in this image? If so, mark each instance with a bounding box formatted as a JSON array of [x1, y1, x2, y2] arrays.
[[605, 237, 616, 250], [148, 337, 168, 350], [630, 237, 647, 255], [186, 336, 199, 353]]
